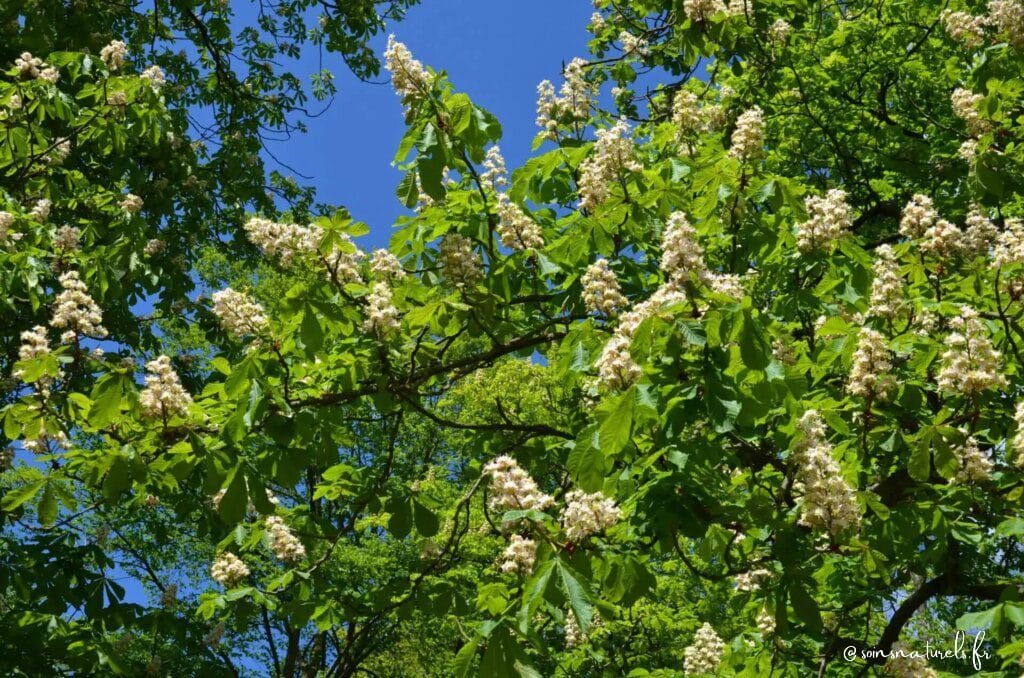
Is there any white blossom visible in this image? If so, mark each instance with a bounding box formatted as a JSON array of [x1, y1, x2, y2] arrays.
[[564, 610, 584, 648], [265, 516, 306, 562], [734, 568, 771, 592], [99, 40, 128, 71], [244, 217, 320, 266], [144, 239, 165, 255], [684, 0, 727, 22], [370, 249, 406, 281], [53, 225, 80, 251], [941, 10, 988, 48], [498, 534, 537, 575], [210, 552, 249, 587], [535, 58, 595, 140], [559, 489, 621, 541], [483, 455, 554, 516], [496, 197, 544, 250], [728, 106, 765, 162], [140, 65, 166, 90], [211, 288, 269, 338], [848, 328, 896, 399], [790, 411, 861, 535], [139, 355, 192, 419], [936, 306, 1006, 395], [673, 89, 703, 139], [920, 218, 963, 257], [29, 199, 51, 222], [51, 270, 108, 340], [951, 87, 990, 136], [951, 434, 993, 483], [582, 259, 627, 316], [0, 211, 12, 243], [481, 145, 508, 192], [683, 623, 726, 676], [439, 233, 482, 287], [384, 36, 432, 99], [963, 205, 998, 256], [756, 608, 776, 636], [988, 0, 1024, 48], [769, 19, 791, 43], [992, 218, 1024, 268], [578, 119, 642, 211], [899, 194, 937, 239], [364, 283, 401, 338], [15, 52, 42, 78], [1012, 400, 1024, 467], [958, 138, 979, 161], [619, 30, 649, 56], [795, 189, 852, 251], [39, 67, 60, 84], [868, 246, 906, 318], [617, 281, 688, 339], [660, 212, 710, 283], [596, 334, 641, 389], [120, 194, 143, 213]]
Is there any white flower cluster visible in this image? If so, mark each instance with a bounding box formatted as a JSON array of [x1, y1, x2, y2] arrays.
[[617, 281, 688, 339], [265, 516, 306, 562], [683, 623, 726, 676], [619, 30, 649, 55], [483, 455, 554, 515], [791, 411, 861, 535], [141, 65, 166, 90], [884, 642, 939, 678], [29, 199, 51, 222], [936, 306, 1006, 395], [578, 119, 642, 211], [23, 429, 71, 454], [51, 270, 108, 342], [672, 89, 704, 139], [384, 36, 432, 99], [795, 189, 852, 251], [941, 10, 988, 48], [498, 534, 537, 575], [898, 194, 935, 239], [992, 218, 1024, 268], [848, 328, 896, 399], [564, 610, 583, 648], [496, 198, 544, 251], [120, 194, 143, 213], [684, 0, 746, 21], [439, 233, 483, 287], [139, 355, 192, 419], [769, 19, 792, 43], [53, 225, 80, 251], [709, 272, 746, 299], [144, 239, 164, 255], [963, 206, 998, 256], [1013, 401, 1024, 467], [660, 212, 710, 283], [15, 52, 59, 83], [728, 107, 765, 162], [952, 435, 993, 483], [364, 283, 401, 338], [244, 217, 321, 266], [536, 58, 594, 139], [481, 145, 508, 192], [988, 0, 1024, 47], [590, 12, 606, 32], [370, 249, 406, 281], [0, 211, 12, 243], [734, 568, 771, 592], [324, 238, 366, 284], [920, 216, 963, 258], [958, 138, 979, 161], [99, 40, 128, 71], [596, 334, 642, 390], [211, 288, 269, 338], [210, 552, 250, 587], [756, 608, 776, 636], [951, 88, 990, 136], [0, 446, 13, 471], [582, 258, 627, 316], [559, 489, 621, 542], [13, 325, 53, 392]]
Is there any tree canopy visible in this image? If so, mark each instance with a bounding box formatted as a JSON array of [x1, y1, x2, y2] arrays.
[[2, 0, 1024, 676]]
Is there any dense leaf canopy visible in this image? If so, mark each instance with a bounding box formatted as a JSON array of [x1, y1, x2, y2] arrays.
[[2, 0, 1024, 676]]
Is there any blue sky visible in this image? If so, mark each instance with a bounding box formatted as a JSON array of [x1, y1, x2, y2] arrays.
[[252, 0, 596, 250]]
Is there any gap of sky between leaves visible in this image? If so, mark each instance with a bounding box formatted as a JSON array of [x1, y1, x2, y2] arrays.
[[238, 0, 597, 249]]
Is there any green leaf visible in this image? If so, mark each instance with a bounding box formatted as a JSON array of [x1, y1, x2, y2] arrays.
[[995, 518, 1024, 537], [1, 478, 45, 511], [219, 467, 249, 525], [37, 483, 58, 526], [556, 559, 593, 633], [908, 441, 931, 482], [88, 375, 122, 428], [789, 582, 822, 633], [598, 388, 635, 457], [300, 305, 324, 355], [413, 501, 439, 537], [566, 432, 607, 493], [738, 311, 770, 370], [453, 636, 480, 677]]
